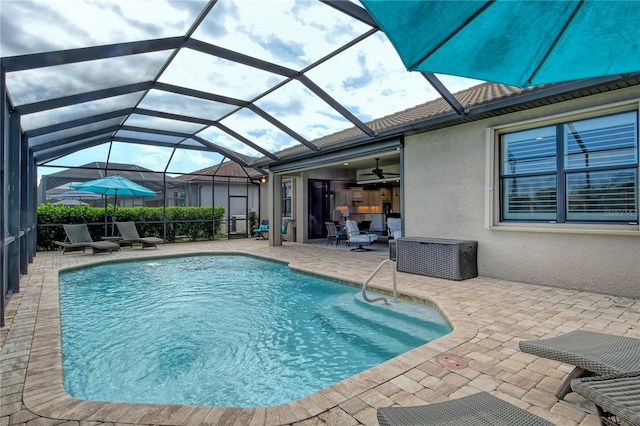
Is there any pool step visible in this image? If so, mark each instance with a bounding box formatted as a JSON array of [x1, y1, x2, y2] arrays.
[[314, 293, 450, 355]]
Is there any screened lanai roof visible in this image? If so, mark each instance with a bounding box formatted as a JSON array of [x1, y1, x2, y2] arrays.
[[1, 0, 482, 177]]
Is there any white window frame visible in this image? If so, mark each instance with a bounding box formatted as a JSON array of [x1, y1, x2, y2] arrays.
[[485, 100, 640, 235], [282, 178, 294, 219]]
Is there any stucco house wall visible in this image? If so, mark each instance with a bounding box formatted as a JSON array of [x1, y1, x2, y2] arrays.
[[404, 87, 640, 298]]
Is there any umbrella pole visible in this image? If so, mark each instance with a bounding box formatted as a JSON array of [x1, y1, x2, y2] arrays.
[[104, 196, 108, 237], [112, 192, 117, 237]]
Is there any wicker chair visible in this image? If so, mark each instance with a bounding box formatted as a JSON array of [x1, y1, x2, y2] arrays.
[[377, 392, 554, 426], [54, 224, 120, 254], [520, 330, 640, 400], [571, 371, 640, 426], [115, 221, 163, 249]]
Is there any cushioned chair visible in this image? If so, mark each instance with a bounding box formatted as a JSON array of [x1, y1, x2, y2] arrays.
[[281, 218, 290, 241], [387, 217, 402, 239], [252, 219, 269, 240], [345, 219, 378, 251], [377, 392, 554, 426], [336, 225, 347, 245], [115, 221, 163, 249], [55, 224, 120, 255], [519, 330, 640, 400]]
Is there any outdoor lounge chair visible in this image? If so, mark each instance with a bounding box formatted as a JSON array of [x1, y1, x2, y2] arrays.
[[345, 219, 378, 251], [54, 224, 120, 255], [519, 330, 640, 400], [571, 371, 640, 426], [377, 391, 554, 426], [115, 221, 163, 249]]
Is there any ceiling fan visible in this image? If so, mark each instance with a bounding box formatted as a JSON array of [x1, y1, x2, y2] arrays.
[[359, 158, 400, 180]]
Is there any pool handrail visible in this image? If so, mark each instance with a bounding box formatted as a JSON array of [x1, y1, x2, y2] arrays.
[[362, 258, 398, 305]]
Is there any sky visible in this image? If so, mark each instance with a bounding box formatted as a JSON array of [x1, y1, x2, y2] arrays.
[[0, 0, 482, 182]]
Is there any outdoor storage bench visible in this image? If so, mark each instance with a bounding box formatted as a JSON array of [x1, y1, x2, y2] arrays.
[[396, 237, 478, 280]]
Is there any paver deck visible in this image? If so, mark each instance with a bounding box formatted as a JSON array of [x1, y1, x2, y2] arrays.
[[1, 239, 639, 425]]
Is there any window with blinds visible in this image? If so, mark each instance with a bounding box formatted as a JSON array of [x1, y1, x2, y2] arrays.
[[500, 110, 638, 223], [282, 180, 293, 218]]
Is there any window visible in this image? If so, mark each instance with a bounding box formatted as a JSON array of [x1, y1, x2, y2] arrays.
[[172, 190, 185, 207], [282, 180, 292, 217], [500, 110, 638, 223]]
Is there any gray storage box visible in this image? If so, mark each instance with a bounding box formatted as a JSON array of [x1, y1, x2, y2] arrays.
[[396, 237, 478, 280], [389, 239, 397, 261]]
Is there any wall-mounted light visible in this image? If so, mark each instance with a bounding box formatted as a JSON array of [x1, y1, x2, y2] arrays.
[[260, 176, 267, 184], [381, 190, 386, 197]]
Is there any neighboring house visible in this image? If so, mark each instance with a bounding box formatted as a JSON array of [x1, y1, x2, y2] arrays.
[[38, 162, 175, 207], [263, 80, 640, 298], [174, 161, 263, 234]]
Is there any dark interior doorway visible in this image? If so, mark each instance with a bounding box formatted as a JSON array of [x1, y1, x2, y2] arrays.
[[308, 179, 330, 239]]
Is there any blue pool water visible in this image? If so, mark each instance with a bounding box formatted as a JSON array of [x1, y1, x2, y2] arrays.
[[59, 255, 451, 407]]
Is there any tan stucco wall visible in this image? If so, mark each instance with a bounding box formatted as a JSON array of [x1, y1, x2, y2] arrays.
[[404, 87, 640, 298]]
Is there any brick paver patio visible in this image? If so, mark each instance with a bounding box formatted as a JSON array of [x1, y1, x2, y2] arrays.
[[1, 239, 638, 425]]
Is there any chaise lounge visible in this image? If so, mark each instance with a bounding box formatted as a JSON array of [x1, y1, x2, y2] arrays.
[[571, 371, 640, 426], [54, 224, 120, 254], [519, 330, 640, 400], [115, 221, 163, 249], [377, 391, 554, 425]]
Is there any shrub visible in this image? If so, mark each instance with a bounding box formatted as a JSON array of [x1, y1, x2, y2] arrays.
[[37, 204, 225, 250]]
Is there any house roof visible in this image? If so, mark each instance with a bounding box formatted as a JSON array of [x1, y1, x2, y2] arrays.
[[175, 161, 261, 183], [40, 162, 182, 192], [268, 76, 640, 163]]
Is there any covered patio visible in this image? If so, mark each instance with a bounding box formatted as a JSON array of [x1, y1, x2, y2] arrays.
[[2, 239, 638, 425]]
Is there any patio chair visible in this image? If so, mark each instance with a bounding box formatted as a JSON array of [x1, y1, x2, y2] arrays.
[[281, 218, 290, 241], [345, 219, 378, 251], [325, 221, 338, 245], [519, 330, 640, 400], [115, 221, 163, 249], [377, 391, 554, 426], [387, 217, 401, 239], [571, 371, 640, 426], [54, 224, 120, 255], [252, 219, 269, 240]]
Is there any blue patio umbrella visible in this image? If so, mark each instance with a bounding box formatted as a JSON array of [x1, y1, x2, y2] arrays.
[[360, 0, 640, 88], [71, 175, 156, 235], [53, 190, 103, 200], [53, 199, 88, 206]]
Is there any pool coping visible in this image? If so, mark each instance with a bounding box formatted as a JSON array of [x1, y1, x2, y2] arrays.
[[22, 250, 477, 425]]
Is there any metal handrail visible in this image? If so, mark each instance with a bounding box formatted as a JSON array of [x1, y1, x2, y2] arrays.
[[362, 258, 398, 305]]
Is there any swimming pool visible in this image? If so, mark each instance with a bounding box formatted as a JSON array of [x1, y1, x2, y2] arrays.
[[59, 254, 451, 407]]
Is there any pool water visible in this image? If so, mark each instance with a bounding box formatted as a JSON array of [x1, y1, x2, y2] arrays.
[[59, 255, 451, 407]]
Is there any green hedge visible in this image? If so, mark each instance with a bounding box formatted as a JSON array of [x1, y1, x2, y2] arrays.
[[37, 204, 225, 251]]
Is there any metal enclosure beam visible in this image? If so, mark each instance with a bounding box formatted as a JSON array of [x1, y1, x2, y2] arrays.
[[15, 81, 153, 114], [20, 126, 28, 274], [1, 37, 185, 72], [1, 69, 6, 326], [7, 106, 21, 297]]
